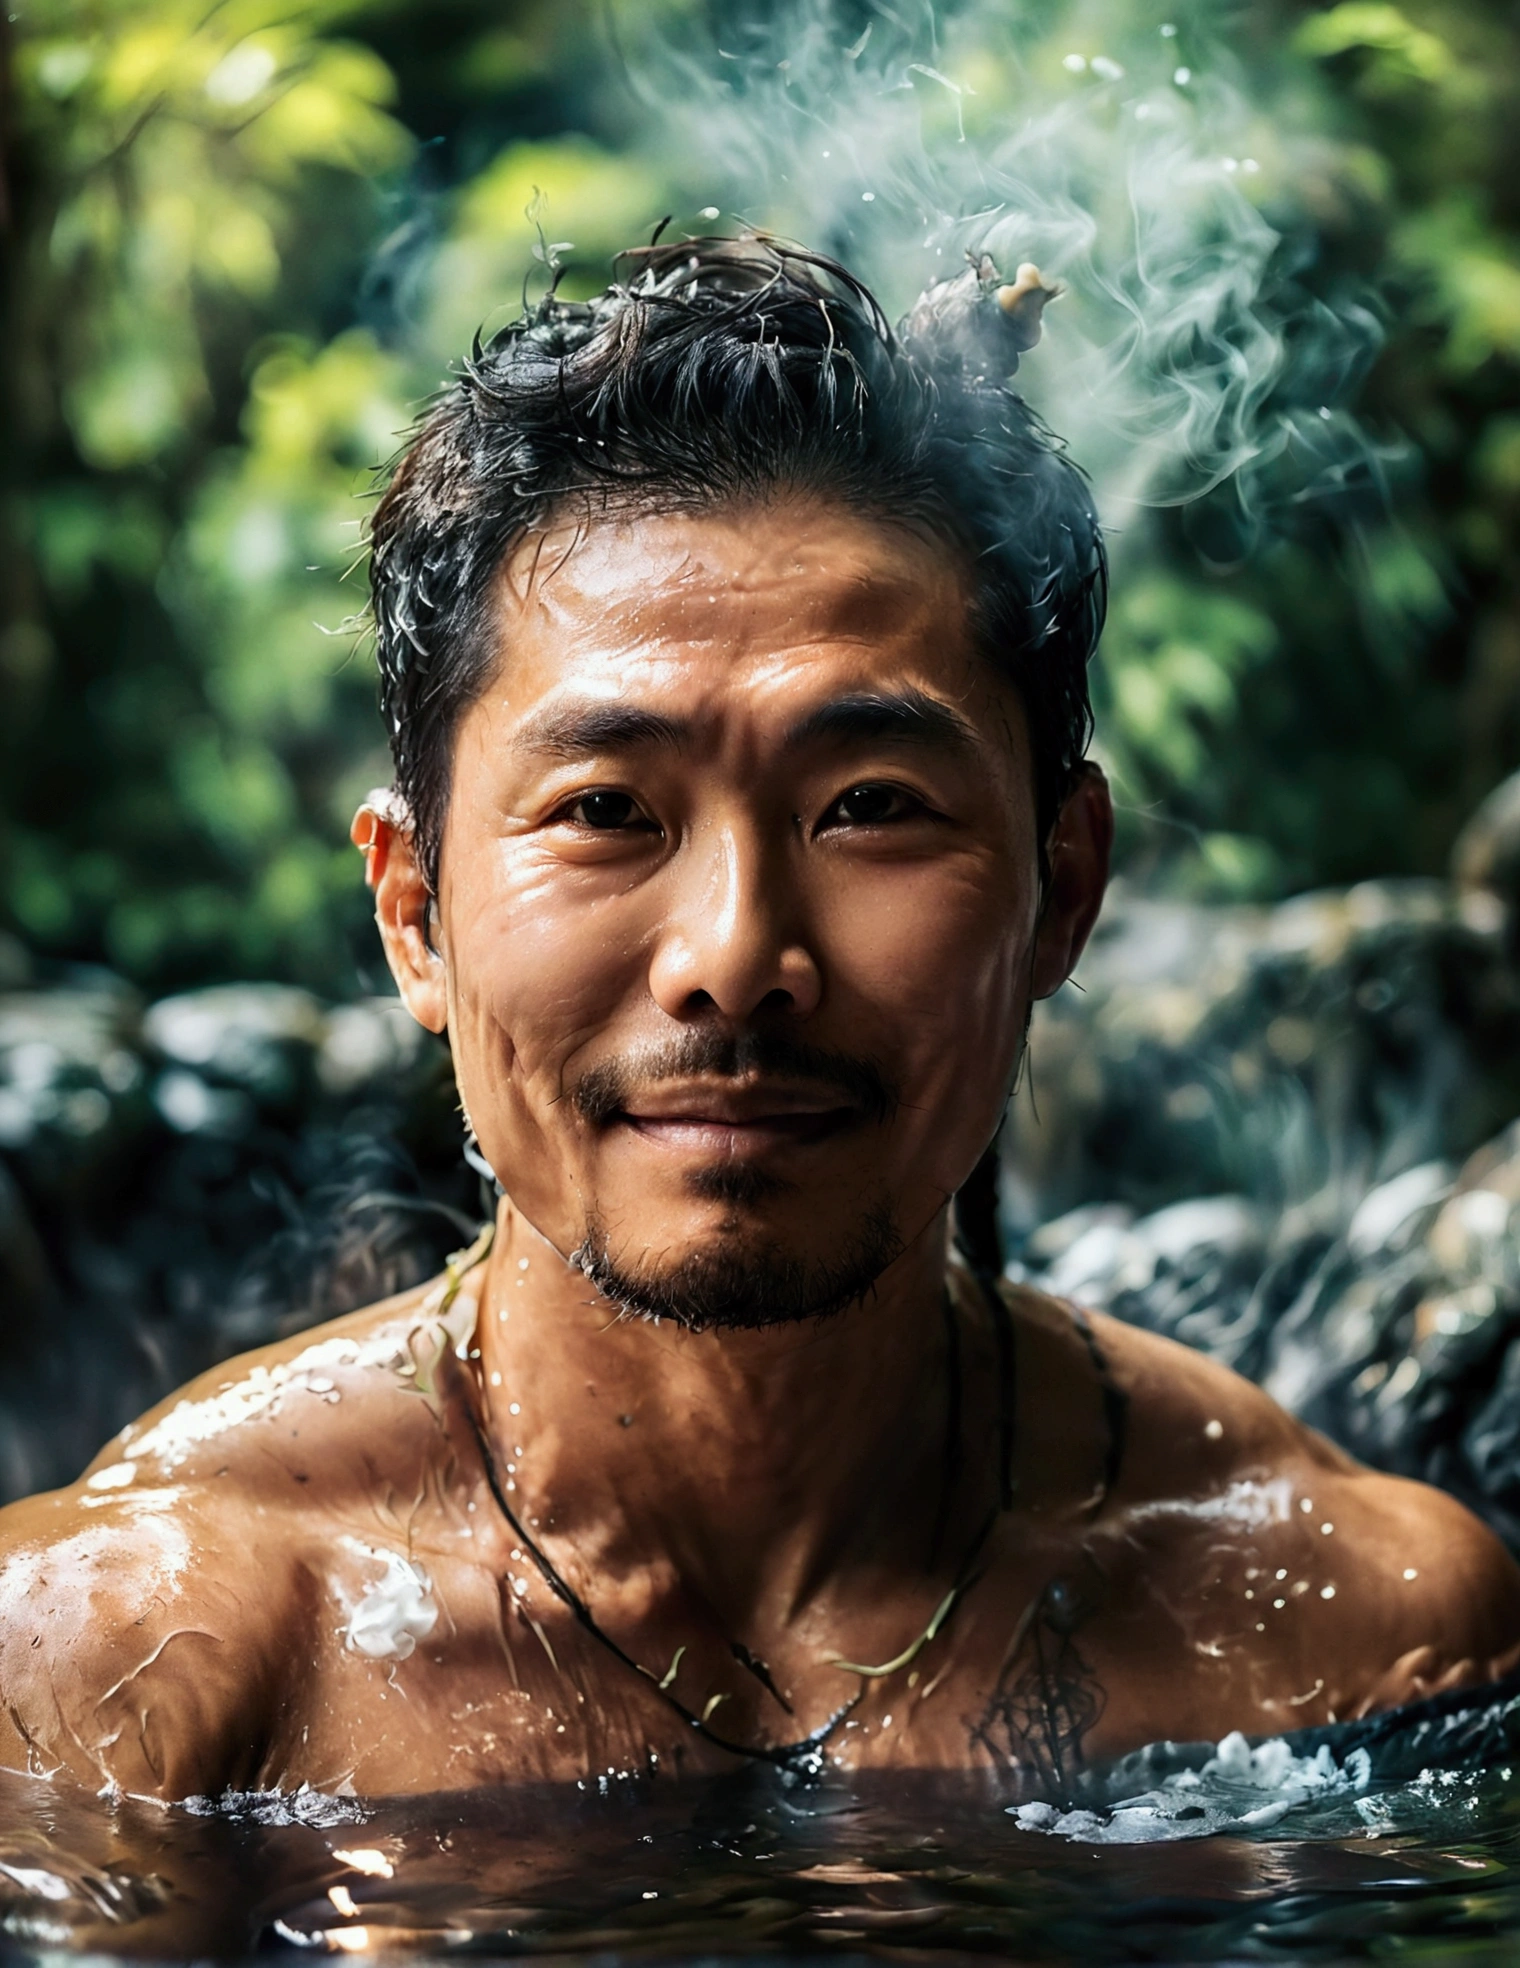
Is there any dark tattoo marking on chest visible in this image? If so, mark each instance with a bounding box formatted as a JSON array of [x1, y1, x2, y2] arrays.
[[971, 1562, 1108, 1798]]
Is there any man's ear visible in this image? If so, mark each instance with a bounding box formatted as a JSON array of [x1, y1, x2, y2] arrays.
[[350, 792, 448, 1034], [1029, 762, 1113, 1000]]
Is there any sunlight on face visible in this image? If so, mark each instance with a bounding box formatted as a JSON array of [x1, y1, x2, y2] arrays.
[[433, 498, 1044, 1325]]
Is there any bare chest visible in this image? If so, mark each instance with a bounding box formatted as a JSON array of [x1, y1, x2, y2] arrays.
[[265, 1511, 1337, 1796]]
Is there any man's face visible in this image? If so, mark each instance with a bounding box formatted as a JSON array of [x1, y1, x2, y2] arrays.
[[378, 497, 1105, 1328]]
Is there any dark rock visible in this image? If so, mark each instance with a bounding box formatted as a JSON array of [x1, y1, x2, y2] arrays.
[[145, 984, 328, 1120], [1017, 1129, 1520, 1552], [0, 977, 476, 1502], [1004, 878, 1520, 1240]]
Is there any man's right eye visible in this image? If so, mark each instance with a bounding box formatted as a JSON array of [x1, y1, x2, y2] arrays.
[[563, 791, 654, 831]]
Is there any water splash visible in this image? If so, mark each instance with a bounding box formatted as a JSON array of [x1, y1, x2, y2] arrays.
[[1014, 1727, 1373, 1841]]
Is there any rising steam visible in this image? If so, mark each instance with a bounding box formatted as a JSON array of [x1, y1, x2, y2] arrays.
[[610, 0, 1390, 558]]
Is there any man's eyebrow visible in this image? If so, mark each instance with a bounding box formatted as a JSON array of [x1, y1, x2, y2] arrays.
[[513, 702, 691, 758], [784, 690, 980, 754]]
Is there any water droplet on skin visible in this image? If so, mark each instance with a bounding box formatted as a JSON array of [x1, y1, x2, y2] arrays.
[[1255, 1622, 1265, 1632], [490, 1371, 502, 1386], [518, 1258, 530, 1272], [1299, 1498, 1314, 1514], [1275, 1569, 1288, 1581], [509, 1402, 521, 1415], [1204, 1419, 1224, 1441], [1244, 1590, 1254, 1600], [1404, 1567, 1419, 1581], [1321, 1523, 1334, 1535], [1273, 1598, 1286, 1610], [1321, 1585, 1336, 1600]]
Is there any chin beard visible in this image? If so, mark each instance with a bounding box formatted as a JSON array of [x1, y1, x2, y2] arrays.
[[570, 1195, 903, 1334]]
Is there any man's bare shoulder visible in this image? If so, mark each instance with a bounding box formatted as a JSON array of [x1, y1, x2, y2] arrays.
[[0, 1275, 470, 1794], [83, 1277, 460, 1497], [1081, 1299, 1520, 1715]]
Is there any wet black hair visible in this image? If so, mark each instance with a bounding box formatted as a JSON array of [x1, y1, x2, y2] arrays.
[[369, 235, 1106, 889]]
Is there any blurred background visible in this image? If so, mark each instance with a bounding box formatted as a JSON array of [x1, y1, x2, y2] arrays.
[[5, 0, 1520, 1532]]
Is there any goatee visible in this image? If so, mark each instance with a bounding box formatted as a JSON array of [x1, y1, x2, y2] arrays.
[[571, 1198, 903, 1333]]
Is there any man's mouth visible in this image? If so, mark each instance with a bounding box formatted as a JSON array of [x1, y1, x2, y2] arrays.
[[612, 1081, 862, 1153], [570, 1032, 899, 1137]]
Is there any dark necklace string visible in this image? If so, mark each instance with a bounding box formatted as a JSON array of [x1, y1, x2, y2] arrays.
[[928, 1287, 963, 1567], [988, 1269, 1019, 1510], [1070, 1305, 1129, 1514], [951, 1223, 1020, 1512], [464, 1261, 1018, 1777], [465, 1402, 855, 1773]]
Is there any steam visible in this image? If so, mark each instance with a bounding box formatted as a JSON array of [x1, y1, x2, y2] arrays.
[[612, 0, 1389, 554]]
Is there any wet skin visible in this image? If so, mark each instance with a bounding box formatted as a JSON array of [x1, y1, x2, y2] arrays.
[[0, 500, 1517, 1801]]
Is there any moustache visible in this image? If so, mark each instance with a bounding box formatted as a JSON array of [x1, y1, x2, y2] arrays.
[[570, 1027, 899, 1131]]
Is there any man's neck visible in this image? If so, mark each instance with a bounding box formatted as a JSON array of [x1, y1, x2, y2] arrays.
[[470, 1198, 965, 1631]]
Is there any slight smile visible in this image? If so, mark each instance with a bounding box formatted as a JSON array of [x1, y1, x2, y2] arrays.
[[615, 1083, 864, 1155]]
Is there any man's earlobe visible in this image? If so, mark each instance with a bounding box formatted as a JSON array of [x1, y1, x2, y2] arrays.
[[350, 793, 448, 1034], [1030, 762, 1114, 1000]]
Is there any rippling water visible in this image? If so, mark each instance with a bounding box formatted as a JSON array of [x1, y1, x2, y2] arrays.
[[5, 1675, 1520, 1963]]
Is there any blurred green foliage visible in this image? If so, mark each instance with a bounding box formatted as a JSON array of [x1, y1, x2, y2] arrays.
[[3, 0, 1520, 991]]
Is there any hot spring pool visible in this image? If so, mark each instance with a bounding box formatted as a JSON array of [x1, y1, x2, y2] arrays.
[[4, 1671, 1520, 1963]]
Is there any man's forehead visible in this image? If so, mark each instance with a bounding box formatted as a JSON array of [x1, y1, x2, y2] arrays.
[[495, 500, 971, 654]]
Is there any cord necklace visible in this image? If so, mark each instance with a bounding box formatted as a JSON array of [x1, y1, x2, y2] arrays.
[[462, 1263, 1020, 1779]]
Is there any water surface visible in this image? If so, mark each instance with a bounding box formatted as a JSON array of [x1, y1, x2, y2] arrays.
[[4, 1676, 1520, 1963]]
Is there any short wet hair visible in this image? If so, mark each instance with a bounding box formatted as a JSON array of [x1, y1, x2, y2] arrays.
[[370, 236, 1106, 889]]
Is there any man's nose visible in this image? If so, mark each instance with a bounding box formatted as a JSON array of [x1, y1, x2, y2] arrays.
[[647, 825, 823, 1021]]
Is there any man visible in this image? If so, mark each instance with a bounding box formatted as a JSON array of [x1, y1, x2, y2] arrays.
[[1, 239, 1516, 1802]]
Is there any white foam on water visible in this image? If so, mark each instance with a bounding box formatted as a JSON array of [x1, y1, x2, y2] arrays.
[[179, 1782, 369, 1827], [1010, 1729, 1372, 1842]]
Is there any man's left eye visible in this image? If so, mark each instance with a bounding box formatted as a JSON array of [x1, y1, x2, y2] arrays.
[[565, 791, 653, 830], [824, 783, 919, 827]]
